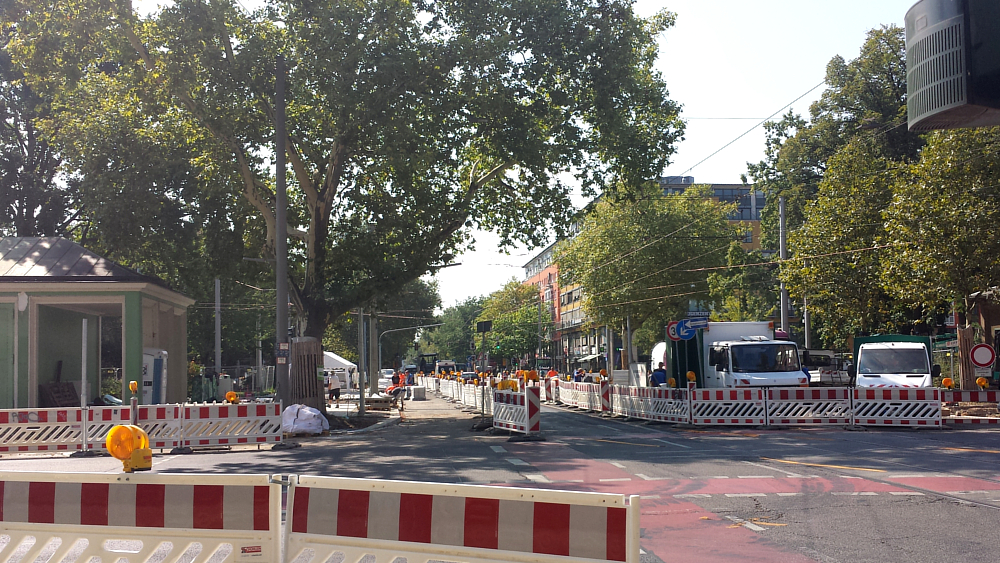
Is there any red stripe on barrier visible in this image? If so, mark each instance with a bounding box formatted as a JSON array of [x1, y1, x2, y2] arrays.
[[28, 481, 55, 523], [607, 507, 627, 562], [398, 493, 433, 543], [257, 404, 267, 417], [136, 484, 165, 527], [57, 411, 67, 423], [291, 487, 309, 533], [464, 497, 499, 549], [199, 406, 209, 419], [194, 485, 224, 529], [81, 483, 109, 526], [533, 502, 570, 556], [253, 485, 270, 531], [337, 489, 369, 538], [238, 405, 248, 418]]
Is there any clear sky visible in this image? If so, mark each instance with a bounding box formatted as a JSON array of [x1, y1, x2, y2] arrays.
[[135, 0, 920, 308]]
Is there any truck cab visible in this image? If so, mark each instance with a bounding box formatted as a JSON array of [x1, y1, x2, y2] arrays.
[[851, 340, 939, 387], [706, 337, 809, 388]]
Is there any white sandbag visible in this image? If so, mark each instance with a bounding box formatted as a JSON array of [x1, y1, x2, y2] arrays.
[[281, 404, 331, 434]]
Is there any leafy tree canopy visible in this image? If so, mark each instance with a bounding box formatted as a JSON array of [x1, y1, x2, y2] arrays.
[[6, 0, 685, 343], [557, 184, 736, 333]]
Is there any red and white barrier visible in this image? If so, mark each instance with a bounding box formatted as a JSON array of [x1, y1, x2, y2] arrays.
[[493, 387, 541, 434], [0, 472, 281, 563], [853, 388, 942, 427], [286, 475, 639, 563], [181, 403, 283, 446], [600, 382, 611, 414], [690, 388, 767, 425], [0, 408, 85, 452], [767, 388, 852, 426]]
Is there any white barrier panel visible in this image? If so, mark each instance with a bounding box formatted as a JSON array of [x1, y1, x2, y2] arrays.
[[690, 388, 766, 426], [648, 387, 690, 423], [286, 475, 639, 563], [0, 408, 84, 452], [464, 384, 478, 409], [853, 388, 942, 427], [766, 388, 852, 426], [493, 388, 541, 433], [182, 403, 283, 446], [0, 472, 282, 563]]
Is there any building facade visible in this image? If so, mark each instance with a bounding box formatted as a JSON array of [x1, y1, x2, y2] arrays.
[[659, 176, 765, 250]]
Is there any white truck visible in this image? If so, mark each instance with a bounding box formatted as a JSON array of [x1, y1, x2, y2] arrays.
[[849, 336, 939, 388], [652, 321, 809, 388]]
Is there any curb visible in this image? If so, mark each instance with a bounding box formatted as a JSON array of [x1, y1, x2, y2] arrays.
[[328, 414, 401, 435]]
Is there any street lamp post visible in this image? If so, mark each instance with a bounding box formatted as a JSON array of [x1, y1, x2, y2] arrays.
[[378, 323, 444, 375]]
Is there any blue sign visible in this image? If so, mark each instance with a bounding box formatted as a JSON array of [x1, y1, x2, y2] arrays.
[[676, 319, 697, 340], [686, 318, 709, 330]]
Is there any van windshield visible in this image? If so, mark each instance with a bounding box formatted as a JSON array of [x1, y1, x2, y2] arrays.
[[731, 344, 801, 373], [857, 348, 928, 374]]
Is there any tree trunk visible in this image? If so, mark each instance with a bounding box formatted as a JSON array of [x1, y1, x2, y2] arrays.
[[957, 326, 976, 389], [289, 337, 325, 411]]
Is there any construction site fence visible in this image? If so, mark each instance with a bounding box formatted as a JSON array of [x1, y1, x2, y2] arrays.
[[0, 471, 640, 563], [0, 402, 283, 453], [551, 381, 998, 428]]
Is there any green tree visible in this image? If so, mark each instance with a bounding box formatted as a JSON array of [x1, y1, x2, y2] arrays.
[[746, 25, 921, 250], [782, 139, 901, 349], [8, 0, 685, 343], [882, 128, 1000, 321], [557, 184, 735, 355], [707, 242, 776, 322], [476, 281, 547, 365], [426, 297, 484, 363], [0, 17, 74, 236]]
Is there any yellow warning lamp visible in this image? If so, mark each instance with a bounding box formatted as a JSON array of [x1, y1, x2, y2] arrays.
[[225, 391, 239, 404], [942, 377, 954, 389], [686, 371, 697, 382], [977, 377, 989, 390], [106, 425, 152, 473], [600, 369, 608, 377], [129, 380, 138, 394], [668, 377, 676, 387]]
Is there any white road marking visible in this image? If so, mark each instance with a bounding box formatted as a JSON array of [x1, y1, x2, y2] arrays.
[[888, 491, 925, 496], [776, 492, 803, 496], [741, 460, 802, 477], [832, 492, 878, 496], [635, 474, 667, 481], [600, 478, 633, 482], [737, 475, 775, 479], [839, 476, 863, 479], [610, 462, 627, 469], [674, 494, 712, 498], [705, 476, 730, 479], [946, 490, 993, 495], [507, 458, 530, 466], [525, 474, 551, 483], [490, 446, 507, 453], [725, 493, 767, 497], [652, 438, 691, 449], [725, 516, 766, 532], [640, 495, 661, 499]]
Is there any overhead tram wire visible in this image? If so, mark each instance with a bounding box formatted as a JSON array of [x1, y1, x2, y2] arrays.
[[677, 80, 826, 176]]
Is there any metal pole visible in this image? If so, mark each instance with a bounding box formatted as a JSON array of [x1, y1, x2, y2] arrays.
[[803, 297, 811, 349], [537, 297, 543, 370], [215, 278, 222, 376], [81, 318, 88, 408], [369, 312, 379, 396], [275, 54, 289, 405], [357, 309, 366, 415], [779, 196, 789, 334]]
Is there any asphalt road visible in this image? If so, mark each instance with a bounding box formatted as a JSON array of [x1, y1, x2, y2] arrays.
[[4, 397, 1000, 563]]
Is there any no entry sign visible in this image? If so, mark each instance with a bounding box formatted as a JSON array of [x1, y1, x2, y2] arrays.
[[970, 343, 996, 368]]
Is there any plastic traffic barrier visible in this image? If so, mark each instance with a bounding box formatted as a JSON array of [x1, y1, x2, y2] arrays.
[[690, 388, 767, 426], [286, 475, 639, 563], [493, 387, 541, 434], [0, 472, 281, 563], [181, 402, 283, 446], [0, 408, 85, 452], [852, 388, 942, 427], [766, 388, 852, 426]]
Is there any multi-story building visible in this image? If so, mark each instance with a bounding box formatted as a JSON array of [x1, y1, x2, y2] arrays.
[[659, 176, 765, 250], [522, 242, 560, 367]]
